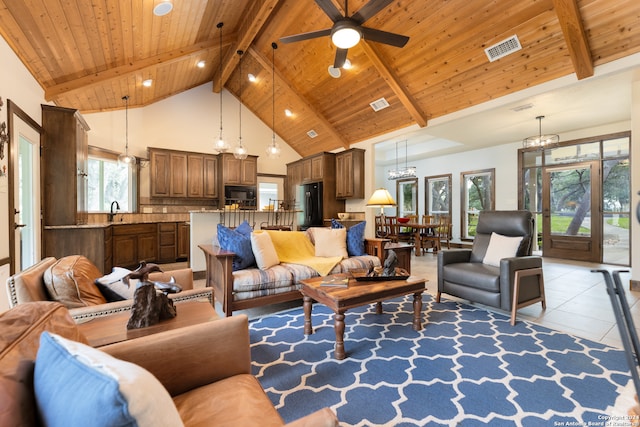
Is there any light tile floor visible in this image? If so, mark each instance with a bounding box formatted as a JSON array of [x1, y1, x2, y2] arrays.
[[187, 253, 636, 350]]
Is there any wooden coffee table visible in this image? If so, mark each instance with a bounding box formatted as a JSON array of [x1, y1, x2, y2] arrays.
[[299, 275, 427, 360], [77, 300, 218, 347]]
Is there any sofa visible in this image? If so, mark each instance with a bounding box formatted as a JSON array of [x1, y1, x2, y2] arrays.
[[0, 301, 338, 426], [200, 225, 387, 316], [6, 255, 213, 322]]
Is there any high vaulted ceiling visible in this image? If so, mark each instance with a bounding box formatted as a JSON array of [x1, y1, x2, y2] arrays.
[[1, 0, 639, 158]]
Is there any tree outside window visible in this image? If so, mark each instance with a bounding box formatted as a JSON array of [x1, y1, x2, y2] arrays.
[[461, 168, 494, 239]]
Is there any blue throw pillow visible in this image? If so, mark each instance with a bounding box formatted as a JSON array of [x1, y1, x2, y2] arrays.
[[235, 220, 253, 236], [34, 332, 184, 427], [217, 223, 256, 270], [332, 220, 366, 256]]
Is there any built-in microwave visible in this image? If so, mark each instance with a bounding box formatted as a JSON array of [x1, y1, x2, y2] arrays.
[[224, 185, 257, 206]]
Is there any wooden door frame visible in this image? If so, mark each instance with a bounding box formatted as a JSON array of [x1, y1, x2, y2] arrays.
[[7, 100, 43, 274], [541, 160, 601, 262]]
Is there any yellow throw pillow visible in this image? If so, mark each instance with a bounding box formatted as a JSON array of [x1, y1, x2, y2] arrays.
[[313, 228, 348, 259]]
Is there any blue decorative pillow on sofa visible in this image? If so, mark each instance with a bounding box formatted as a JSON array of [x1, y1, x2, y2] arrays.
[[331, 219, 366, 256], [217, 221, 256, 270]]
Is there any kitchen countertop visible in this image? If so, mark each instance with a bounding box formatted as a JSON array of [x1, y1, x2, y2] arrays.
[[44, 219, 189, 229]]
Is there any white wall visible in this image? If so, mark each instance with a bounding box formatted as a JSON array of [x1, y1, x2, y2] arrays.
[[84, 84, 300, 177], [0, 35, 48, 311]]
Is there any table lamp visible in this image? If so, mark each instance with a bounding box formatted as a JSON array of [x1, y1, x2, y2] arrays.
[[366, 188, 396, 219]]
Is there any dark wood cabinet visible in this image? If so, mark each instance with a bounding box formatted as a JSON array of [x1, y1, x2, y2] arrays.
[[219, 153, 258, 186], [42, 105, 90, 225], [149, 148, 217, 199], [112, 223, 157, 268], [336, 148, 365, 199], [177, 222, 190, 260], [43, 226, 112, 274], [158, 222, 177, 263]]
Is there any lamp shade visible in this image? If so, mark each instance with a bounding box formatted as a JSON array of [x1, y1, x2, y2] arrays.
[[366, 188, 396, 207]]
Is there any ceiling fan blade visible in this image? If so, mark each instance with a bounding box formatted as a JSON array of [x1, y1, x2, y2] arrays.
[[315, 0, 344, 22], [279, 28, 332, 44], [334, 48, 348, 68], [351, 0, 394, 24], [361, 26, 409, 47]]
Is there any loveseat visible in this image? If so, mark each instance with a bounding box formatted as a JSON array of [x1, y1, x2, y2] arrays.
[[200, 224, 386, 316], [0, 301, 338, 426], [6, 255, 213, 321]]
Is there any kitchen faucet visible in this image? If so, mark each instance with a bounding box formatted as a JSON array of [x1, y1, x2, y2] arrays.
[[108, 201, 120, 222]]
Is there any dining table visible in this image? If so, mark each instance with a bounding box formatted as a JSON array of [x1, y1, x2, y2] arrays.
[[403, 222, 441, 256]]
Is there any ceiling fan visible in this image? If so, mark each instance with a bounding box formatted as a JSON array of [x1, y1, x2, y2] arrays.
[[279, 0, 409, 69]]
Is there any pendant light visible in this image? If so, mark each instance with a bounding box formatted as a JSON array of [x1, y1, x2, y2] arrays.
[[233, 50, 248, 160], [213, 22, 229, 153], [523, 115, 559, 149], [117, 95, 136, 166], [266, 42, 281, 159]]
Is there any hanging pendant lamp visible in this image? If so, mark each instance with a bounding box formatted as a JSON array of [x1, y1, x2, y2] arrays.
[[523, 115, 559, 149], [387, 140, 415, 180], [233, 50, 248, 160], [213, 22, 229, 153], [266, 42, 281, 159], [117, 95, 136, 166]]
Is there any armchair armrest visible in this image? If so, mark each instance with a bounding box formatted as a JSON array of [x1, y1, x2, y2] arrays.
[[199, 244, 235, 316], [101, 315, 251, 397], [437, 249, 473, 289], [284, 408, 339, 427], [499, 256, 544, 309]]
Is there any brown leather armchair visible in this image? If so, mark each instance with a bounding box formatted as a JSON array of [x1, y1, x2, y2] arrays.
[[0, 301, 339, 426], [437, 210, 546, 325], [5, 256, 213, 322]]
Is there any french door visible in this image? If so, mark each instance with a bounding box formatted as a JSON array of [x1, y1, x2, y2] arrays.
[[541, 160, 601, 262]]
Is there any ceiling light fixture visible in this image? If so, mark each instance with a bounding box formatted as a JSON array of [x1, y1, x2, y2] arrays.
[[328, 65, 341, 78], [331, 20, 361, 49], [142, 78, 153, 87], [248, 73, 257, 83], [233, 50, 248, 160], [266, 42, 281, 159], [117, 95, 136, 166], [153, 1, 173, 16], [523, 115, 559, 149], [388, 140, 416, 180], [213, 22, 229, 153], [343, 59, 352, 69], [197, 60, 206, 68], [285, 109, 293, 117]]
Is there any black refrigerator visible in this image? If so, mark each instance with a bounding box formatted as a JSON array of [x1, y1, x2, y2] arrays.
[[297, 182, 323, 230]]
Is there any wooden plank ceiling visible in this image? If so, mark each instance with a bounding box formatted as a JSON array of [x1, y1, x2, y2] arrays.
[[0, 0, 638, 157]]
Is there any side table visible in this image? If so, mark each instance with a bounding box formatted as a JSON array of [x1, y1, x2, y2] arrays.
[[384, 242, 413, 274]]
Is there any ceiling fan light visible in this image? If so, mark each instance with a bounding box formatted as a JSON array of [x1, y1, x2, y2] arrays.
[[331, 22, 361, 49]]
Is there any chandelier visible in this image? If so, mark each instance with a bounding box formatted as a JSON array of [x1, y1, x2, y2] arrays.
[[117, 95, 136, 166], [523, 115, 559, 149], [388, 140, 416, 180]]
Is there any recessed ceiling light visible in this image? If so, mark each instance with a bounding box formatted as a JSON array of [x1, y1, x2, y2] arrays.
[[284, 109, 293, 117], [248, 73, 257, 82], [343, 59, 352, 69], [143, 78, 153, 87], [307, 130, 318, 138], [197, 60, 206, 68], [153, 1, 173, 16], [328, 65, 341, 78]]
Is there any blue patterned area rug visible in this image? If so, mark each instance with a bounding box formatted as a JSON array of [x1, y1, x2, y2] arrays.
[[250, 295, 635, 427]]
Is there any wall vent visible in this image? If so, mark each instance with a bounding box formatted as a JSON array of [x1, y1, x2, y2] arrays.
[[307, 129, 318, 138], [370, 97, 390, 112], [485, 35, 522, 62]]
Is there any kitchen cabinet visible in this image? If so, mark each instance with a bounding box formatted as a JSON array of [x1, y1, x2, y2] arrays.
[[158, 222, 177, 263], [219, 153, 257, 186], [336, 148, 365, 199], [112, 223, 157, 269], [149, 148, 217, 199], [177, 222, 190, 260], [43, 225, 112, 274], [42, 105, 90, 225]]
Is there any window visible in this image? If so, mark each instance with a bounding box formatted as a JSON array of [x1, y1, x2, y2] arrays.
[[461, 168, 494, 239], [396, 178, 418, 218], [425, 174, 452, 217], [258, 182, 278, 210], [87, 147, 137, 212]]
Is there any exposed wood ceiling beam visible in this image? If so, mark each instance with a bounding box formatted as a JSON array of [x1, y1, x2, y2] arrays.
[[212, 0, 282, 93], [44, 37, 233, 101], [248, 46, 351, 150], [360, 41, 428, 127], [551, 0, 593, 80]]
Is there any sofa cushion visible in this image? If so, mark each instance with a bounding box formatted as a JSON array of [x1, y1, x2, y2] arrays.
[[313, 227, 348, 258], [34, 332, 184, 427], [250, 231, 279, 270], [331, 219, 367, 256], [217, 222, 256, 271], [232, 264, 294, 293], [43, 255, 107, 309], [95, 267, 139, 301], [0, 302, 87, 427], [334, 255, 381, 275], [482, 232, 523, 267], [281, 262, 321, 283], [442, 263, 500, 292]]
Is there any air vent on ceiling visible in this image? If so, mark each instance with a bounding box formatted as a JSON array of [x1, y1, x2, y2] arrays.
[[370, 97, 390, 112], [511, 103, 534, 112], [485, 35, 522, 62], [307, 129, 318, 138]]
